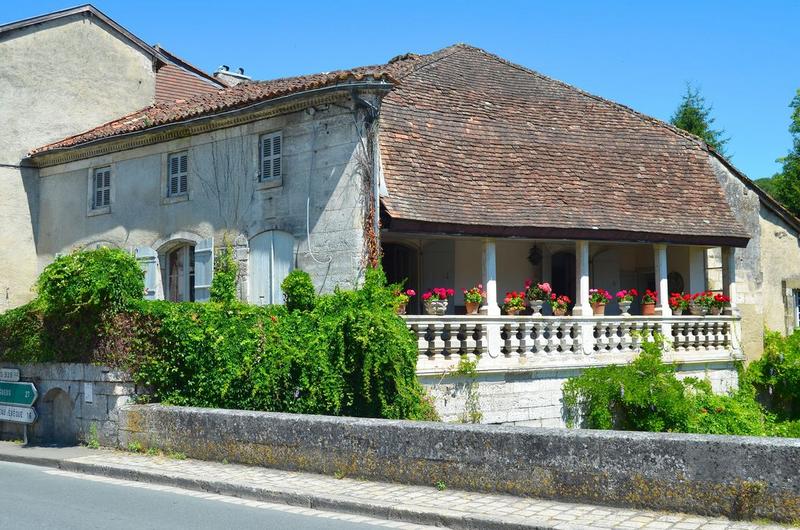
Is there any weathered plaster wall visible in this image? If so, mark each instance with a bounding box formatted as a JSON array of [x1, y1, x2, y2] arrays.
[[0, 15, 156, 310], [118, 404, 800, 522], [710, 156, 800, 359], [0, 363, 138, 445], [421, 361, 738, 427], [36, 101, 369, 295]]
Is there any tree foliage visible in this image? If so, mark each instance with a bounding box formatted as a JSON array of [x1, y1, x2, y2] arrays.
[[209, 243, 238, 304], [768, 90, 800, 218], [670, 84, 729, 154]]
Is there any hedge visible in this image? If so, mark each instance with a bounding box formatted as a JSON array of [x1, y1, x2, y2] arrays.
[[0, 249, 437, 421]]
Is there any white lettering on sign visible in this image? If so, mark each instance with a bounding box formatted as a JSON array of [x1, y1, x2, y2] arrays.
[[0, 404, 36, 424], [84, 382, 93, 403], [0, 369, 20, 382]]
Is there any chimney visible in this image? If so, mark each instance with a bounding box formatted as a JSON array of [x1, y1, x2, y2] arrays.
[[213, 65, 252, 86]]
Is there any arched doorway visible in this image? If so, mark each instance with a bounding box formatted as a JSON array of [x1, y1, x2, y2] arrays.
[[551, 251, 576, 308], [31, 388, 76, 446], [382, 242, 420, 313]]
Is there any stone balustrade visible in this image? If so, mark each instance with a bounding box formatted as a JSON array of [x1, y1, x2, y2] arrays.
[[405, 314, 741, 374]]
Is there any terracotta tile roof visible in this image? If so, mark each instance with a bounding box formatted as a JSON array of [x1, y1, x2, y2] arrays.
[[378, 45, 750, 244], [30, 55, 425, 155], [155, 63, 222, 103]]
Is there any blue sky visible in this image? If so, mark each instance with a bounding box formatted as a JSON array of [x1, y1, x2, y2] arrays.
[[7, 1, 799, 180]]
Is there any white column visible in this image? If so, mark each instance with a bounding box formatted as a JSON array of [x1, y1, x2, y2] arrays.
[[653, 244, 669, 316], [688, 246, 706, 293], [572, 240, 591, 316], [480, 238, 500, 316], [722, 246, 740, 317]]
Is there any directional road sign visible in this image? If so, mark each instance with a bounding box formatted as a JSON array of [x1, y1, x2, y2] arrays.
[[0, 404, 36, 424], [0, 368, 19, 382], [0, 381, 37, 407]]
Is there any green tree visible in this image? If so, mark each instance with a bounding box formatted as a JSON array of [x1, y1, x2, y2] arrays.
[[771, 90, 800, 218], [670, 84, 729, 154]]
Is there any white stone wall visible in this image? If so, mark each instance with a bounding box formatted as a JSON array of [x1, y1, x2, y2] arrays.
[[421, 362, 739, 427], [36, 102, 369, 295], [0, 15, 157, 310]]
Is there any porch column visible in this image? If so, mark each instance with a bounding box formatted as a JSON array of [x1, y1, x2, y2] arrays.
[[480, 238, 501, 316], [721, 246, 740, 317], [688, 246, 706, 293], [653, 244, 670, 316], [572, 240, 591, 316]]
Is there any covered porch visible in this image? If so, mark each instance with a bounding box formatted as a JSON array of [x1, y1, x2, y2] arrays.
[[382, 235, 742, 371]]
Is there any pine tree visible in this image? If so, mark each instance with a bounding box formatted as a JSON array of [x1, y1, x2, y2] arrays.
[[670, 84, 729, 155]]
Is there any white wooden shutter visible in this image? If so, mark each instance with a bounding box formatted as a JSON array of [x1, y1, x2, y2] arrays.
[[193, 238, 214, 302], [272, 231, 294, 304], [168, 152, 188, 196], [93, 167, 111, 208], [134, 246, 164, 300], [260, 132, 282, 181]]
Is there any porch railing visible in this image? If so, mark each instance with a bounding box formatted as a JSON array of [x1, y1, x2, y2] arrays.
[[404, 314, 742, 374]]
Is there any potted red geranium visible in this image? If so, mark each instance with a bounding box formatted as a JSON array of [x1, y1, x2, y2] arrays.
[[690, 291, 714, 316], [641, 289, 657, 315], [421, 287, 455, 315], [588, 288, 612, 315], [462, 284, 485, 315], [503, 291, 526, 315], [711, 293, 731, 315], [549, 293, 571, 316], [615, 288, 638, 316], [393, 288, 416, 315], [669, 292, 691, 316]]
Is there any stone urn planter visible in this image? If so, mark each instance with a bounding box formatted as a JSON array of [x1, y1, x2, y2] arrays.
[[424, 299, 448, 316], [465, 301, 480, 315], [671, 307, 684, 316], [641, 303, 656, 316], [710, 306, 722, 316], [618, 300, 632, 316], [528, 299, 545, 316], [591, 302, 606, 316], [689, 303, 709, 316]]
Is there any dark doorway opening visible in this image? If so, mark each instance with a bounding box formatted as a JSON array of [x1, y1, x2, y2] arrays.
[[552, 251, 576, 310], [382, 243, 420, 314]]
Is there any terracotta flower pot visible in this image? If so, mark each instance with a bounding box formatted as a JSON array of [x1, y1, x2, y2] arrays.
[[553, 307, 567, 316], [591, 302, 606, 316], [396, 303, 407, 315], [424, 299, 448, 316], [505, 308, 523, 316], [641, 303, 656, 316], [465, 301, 480, 315]]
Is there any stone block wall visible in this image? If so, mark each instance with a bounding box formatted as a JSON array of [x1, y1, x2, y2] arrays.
[[421, 361, 739, 427], [118, 404, 800, 522], [0, 363, 138, 445]]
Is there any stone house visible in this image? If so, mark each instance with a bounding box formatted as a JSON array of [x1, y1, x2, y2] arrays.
[[6, 9, 800, 424], [0, 5, 225, 311]]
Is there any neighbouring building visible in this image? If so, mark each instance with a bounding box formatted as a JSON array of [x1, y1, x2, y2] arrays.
[[4, 7, 800, 425], [0, 5, 225, 311]]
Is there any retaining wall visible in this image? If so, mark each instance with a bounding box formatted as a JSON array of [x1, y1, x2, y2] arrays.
[[0, 363, 138, 445], [119, 404, 800, 523]]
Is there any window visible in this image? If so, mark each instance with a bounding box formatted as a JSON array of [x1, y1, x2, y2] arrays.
[[167, 152, 188, 196], [259, 131, 282, 183], [166, 244, 195, 302], [92, 167, 111, 209]]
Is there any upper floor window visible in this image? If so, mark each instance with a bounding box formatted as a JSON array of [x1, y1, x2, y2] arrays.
[[259, 131, 282, 183], [92, 167, 111, 209], [168, 152, 188, 196]]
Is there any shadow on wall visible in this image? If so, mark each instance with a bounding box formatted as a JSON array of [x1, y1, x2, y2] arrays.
[[30, 387, 77, 446]]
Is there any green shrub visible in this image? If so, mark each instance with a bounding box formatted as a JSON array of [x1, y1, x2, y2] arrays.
[[210, 243, 238, 304], [748, 329, 800, 419], [37, 248, 143, 314], [0, 302, 45, 362], [282, 270, 316, 312]]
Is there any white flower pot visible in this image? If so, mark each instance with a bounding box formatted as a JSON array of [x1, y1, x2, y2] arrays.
[[424, 299, 448, 316], [618, 300, 632, 316], [528, 299, 544, 316]]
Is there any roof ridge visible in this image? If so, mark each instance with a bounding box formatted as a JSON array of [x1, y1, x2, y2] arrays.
[[387, 43, 469, 82], [462, 45, 711, 150]]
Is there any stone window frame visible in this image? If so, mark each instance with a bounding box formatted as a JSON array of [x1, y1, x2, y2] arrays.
[[256, 130, 283, 191], [86, 165, 114, 217]]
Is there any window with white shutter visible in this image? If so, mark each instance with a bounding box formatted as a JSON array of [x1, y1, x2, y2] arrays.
[[92, 167, 111, 209], [259, 131, 282, 183], [168, 152, 189, 196]]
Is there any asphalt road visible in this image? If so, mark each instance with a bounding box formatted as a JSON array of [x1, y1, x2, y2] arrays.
[[0, 461, 409, 529]]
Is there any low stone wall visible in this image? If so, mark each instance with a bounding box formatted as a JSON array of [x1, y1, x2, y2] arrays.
[[421, 361, 738, 426], [0, 363, 138, 445], [119, 404, 800, 523]]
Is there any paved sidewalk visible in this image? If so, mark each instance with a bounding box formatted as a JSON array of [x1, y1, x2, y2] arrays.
[[0, 442, 792, 530]]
